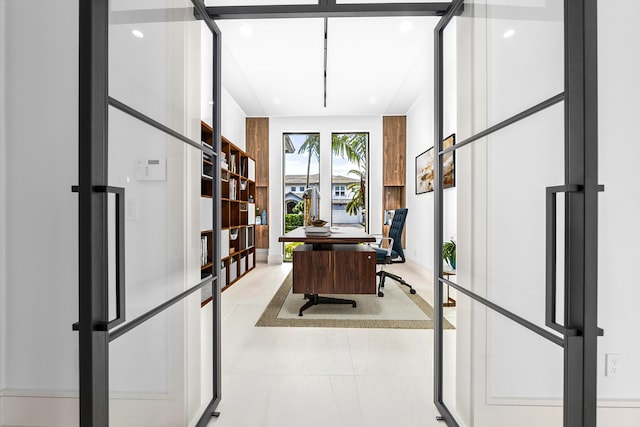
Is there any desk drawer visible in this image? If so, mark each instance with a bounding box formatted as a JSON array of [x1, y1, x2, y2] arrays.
[[332, 245, 376, 294], [292, 244, 375, 294], [292, 245, 332, 294]]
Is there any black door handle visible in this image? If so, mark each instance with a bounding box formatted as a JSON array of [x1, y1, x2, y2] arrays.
[[72, 185, 126, 331], [545, 185, 580, 336]]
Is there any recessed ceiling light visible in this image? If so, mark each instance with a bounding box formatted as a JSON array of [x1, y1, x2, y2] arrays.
[[273, 96, 282, 105], [240, 24, 253, 37], [132, 29, 144, 38], [369, 96, 377, 104], [503, 29, 515, 39], [399, 21, 413, 33]]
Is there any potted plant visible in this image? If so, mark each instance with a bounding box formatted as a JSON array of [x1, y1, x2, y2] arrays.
[[442, 239, 456, 269]]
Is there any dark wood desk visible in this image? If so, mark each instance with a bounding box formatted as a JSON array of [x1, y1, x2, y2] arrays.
[[279, 227, 377, 246], [279, 227, 377, 316]]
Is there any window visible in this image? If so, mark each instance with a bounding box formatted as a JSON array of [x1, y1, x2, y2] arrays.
[[283, 133, 320, 261], [331, 133, 369, 230]]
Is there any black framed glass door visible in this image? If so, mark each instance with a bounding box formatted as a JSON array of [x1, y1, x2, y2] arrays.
[[77, 0, 222, 425], [433, 1, 600, 426]]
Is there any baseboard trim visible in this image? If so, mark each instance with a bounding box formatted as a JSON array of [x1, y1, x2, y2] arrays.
[[0, 391, 79, 427], [255, 248, 268, 262], [0, 388, 78, 399], [403, 258, 434, 279], [267, 254, 283, 264]]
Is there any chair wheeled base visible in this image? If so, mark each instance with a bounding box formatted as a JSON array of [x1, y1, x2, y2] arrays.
[[377, 270, 416, 297], [373, 208, 414, 298], [298, 293, 357, 316]]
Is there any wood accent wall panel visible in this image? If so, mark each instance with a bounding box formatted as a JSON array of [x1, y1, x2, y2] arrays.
[[383, 116, 406, 186], [382, 116, 407, 247], [383, 187, 405, 211], [246, 118, 269, 186], [246, 118, 269, 249]]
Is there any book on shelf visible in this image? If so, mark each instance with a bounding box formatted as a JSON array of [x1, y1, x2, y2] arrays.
[[239, 227, 247, 250], [229, 178, 237, 200], [241, 157, 247, 177], [247, 225, 254, 248], [201, 235, 209, 266], [229, 153, 236, 173]]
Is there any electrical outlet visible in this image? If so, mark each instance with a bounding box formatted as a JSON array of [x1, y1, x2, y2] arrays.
[[605, 353, 620, 377]]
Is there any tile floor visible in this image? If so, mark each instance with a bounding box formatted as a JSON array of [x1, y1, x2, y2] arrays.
[[208, 261, 457, 427]]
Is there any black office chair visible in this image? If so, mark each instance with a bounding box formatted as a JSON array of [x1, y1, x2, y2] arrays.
[[372, 208, 415, 297]]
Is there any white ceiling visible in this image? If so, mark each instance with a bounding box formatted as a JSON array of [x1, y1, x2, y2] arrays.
[[215, 16, 440, 117]]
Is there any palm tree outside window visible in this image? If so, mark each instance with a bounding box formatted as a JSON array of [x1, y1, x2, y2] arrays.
[[331, 133, 368, 231]]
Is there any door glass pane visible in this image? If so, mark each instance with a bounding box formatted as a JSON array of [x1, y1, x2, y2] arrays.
[[331, 133, 368, 231], [109, 0, 204, 140], [443, 102, 565, 332], [463, 0, 564, 128], [108, 105, 202, 325], [442, 295, 563, 425], [441, 2, 568, 423], [109, 295, 212, 426], [283, 133, 320, 261]]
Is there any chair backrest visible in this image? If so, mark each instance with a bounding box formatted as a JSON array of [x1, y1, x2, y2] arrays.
[[388, 208, 408, 262]]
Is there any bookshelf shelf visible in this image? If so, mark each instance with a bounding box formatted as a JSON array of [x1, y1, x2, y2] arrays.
[[201, 122, 215, 295], [199, 122, 257, 295], [219, 135, 256, 289]]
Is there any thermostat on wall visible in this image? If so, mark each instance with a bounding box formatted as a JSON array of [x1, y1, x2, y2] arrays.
[[135, 158, 166, 181]]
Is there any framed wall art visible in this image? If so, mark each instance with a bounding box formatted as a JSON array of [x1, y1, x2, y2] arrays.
[[442, 133, 455, 189], [415, 147, 434, 194], [415, 133, 456, 194]]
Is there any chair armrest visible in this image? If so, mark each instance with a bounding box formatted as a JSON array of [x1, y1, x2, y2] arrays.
[[378, 237, 394, 256], [367, 234, 383, 248]]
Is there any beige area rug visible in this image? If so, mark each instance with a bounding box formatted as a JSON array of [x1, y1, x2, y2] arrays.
[[256, 272, 454, 329]]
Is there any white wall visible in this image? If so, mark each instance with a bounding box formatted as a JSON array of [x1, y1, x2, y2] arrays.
[[267, 116, 383, 263], [405, 20, 457, 271], [597, 0, 640, 411], [406, 91, 432, 269], [221, 87, 247, 150], [0, 0, 7, 394], [3, 0, 79, 396], [405, 90, 457, 271]]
